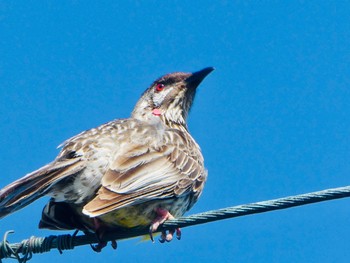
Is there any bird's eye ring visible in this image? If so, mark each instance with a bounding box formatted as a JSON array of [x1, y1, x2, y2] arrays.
[[155, 83, 165, 92]]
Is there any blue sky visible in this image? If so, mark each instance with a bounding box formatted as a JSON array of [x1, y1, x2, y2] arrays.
[[1, 1, 350, 262]]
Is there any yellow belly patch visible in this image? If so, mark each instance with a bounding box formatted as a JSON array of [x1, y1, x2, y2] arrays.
[[100, 206, 153, 228]]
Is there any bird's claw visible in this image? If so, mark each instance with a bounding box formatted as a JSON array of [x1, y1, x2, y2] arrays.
[[149, 208, 182, 243], [149, 226, 155, 243], [176, 228, 181, 240], [111, 240, 117, 250], [90, 218, 117, 252], [90, 240, 117, 252], [90, 241, 107, 253], [157, 228, 181, 243]]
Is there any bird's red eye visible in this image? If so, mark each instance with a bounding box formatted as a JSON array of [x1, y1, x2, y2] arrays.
[[155, 83, 165, 91]]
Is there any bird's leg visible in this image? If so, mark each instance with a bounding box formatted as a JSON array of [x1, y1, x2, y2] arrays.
[[90, 218, 117, 252], [149, 208, 181, 243], [90, 218, 107, 252]]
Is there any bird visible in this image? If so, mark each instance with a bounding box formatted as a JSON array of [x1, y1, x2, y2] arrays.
[[0, 67, 214, 250]]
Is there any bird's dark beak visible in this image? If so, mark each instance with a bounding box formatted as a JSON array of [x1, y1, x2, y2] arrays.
[[186, 67, 215, 88]]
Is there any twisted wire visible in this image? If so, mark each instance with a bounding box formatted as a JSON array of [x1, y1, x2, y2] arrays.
[[1, 185, 349, 262]]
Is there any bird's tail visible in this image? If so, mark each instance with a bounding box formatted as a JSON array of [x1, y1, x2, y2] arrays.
[[0, 158, 84, 219]]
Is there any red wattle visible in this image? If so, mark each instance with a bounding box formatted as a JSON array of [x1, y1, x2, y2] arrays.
[[152, 109, 162, 116]]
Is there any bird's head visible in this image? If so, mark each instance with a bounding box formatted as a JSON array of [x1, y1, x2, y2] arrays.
[[132, 67, 214, 127]]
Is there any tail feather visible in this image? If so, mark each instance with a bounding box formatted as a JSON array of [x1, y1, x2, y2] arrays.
[[39, 200, 91, 231], [0, 158, 85, 219]]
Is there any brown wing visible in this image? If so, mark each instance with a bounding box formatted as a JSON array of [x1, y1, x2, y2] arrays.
[[0, 156, 85, 219], [83, 130, 206, 217]]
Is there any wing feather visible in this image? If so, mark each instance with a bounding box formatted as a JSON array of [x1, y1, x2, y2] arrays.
[[0, 157, 85, 218], [83, 130, 206, 217]]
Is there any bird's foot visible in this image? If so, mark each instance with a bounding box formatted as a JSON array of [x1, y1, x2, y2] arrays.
[[149, 208, 181, 243], [90, 241, 107, 252], [90, 218, 117, 252]]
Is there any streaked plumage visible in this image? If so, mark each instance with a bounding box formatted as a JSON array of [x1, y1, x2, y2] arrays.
[[0, 67, 213, 246]]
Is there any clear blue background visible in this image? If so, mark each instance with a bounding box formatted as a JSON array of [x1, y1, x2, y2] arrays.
[[1, 1, 350, 262]]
